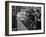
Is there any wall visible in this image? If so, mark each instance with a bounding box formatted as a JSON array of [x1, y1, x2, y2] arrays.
[[0, 0, 46, 37]]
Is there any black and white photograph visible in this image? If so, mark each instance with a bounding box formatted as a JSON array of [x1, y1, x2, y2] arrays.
[[12, 6, 41, 31], [5, 1, 45, 36]]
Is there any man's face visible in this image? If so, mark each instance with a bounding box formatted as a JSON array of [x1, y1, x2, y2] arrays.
[[17, 11, 26, 20]]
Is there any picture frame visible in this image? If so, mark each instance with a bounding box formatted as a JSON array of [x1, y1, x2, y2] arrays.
[[5, 1, 45, 36]]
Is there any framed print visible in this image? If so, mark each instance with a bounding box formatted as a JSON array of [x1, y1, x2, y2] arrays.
[[5, 1, 45, 36]]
